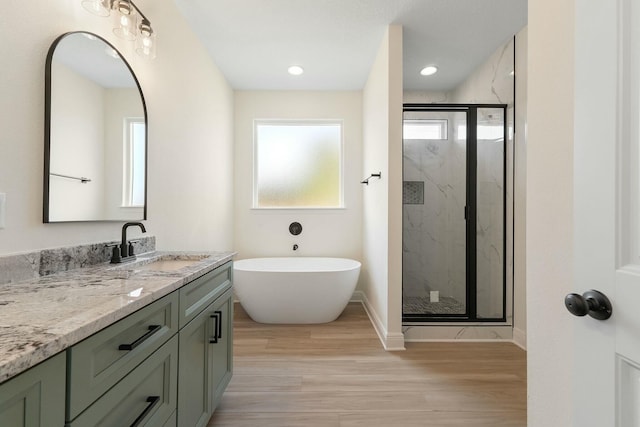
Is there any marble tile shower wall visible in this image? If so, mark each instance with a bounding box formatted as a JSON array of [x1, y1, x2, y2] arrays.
[[403, 115, 466, 303], [0, 236, 155, 285]]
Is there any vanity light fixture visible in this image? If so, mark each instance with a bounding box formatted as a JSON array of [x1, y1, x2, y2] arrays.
[[81, 0, 111, 17], [81, 0, 156, 60], [136, 19, 156, 59], [288, 65, 304, 76], [112, 0, 137, 41], [420, 65, 438, 76]]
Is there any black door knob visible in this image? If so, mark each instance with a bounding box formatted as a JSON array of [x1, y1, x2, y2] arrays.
[[564, 290, 612, 320]]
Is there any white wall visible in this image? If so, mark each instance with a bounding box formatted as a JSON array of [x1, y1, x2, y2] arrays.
[[49, 61, 105, 221], [0, 0, 234, 254], [527, 1, 573, 425], [362, 25, 404, 350], [234, 91, 363, 264]]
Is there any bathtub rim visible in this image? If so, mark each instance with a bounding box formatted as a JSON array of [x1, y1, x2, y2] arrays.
[[233, 257, 361, 273]]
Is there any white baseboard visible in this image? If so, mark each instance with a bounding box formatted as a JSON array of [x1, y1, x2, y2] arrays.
[[353, 291, 405, 351], [350, 290, 365, 303], [512, 327, 527, 350], [384, 332, 406, 351]]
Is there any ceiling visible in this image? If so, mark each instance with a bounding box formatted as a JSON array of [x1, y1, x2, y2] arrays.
[[54, 33, 137, 88], [174, 0, 527, 92]]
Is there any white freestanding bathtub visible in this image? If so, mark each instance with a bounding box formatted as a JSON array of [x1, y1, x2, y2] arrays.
[[233, 257, 361, 324]]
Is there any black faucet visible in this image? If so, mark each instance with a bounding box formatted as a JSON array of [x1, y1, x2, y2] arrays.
[[110, 222, 146, 263]]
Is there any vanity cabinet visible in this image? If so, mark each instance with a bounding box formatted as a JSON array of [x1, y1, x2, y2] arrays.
[[0, 260, 233, 427], [0, 352, 65, 426], [64, 261, 233, 427], [177, 262, 233, 427]]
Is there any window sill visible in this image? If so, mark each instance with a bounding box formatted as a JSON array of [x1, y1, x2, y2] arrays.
[[250, 207, 346, 211]]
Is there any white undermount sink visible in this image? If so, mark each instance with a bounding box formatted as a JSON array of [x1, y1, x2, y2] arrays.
[[109, 253, 211, 272], [134, 259, 201, 271]]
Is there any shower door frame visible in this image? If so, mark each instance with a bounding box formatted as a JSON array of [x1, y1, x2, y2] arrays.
[[402, 103, 509, 323]]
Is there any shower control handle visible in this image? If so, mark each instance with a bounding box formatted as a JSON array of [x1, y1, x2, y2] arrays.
[[564, 289, 612, 320]]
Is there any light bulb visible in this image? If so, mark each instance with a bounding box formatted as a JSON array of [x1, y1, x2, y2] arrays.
[[135, 25, 157, 59], [420, 66, 438, 76], [112, 0, 137, 41], [288, 65, 304, 76]]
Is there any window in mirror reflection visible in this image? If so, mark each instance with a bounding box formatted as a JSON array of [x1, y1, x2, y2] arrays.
[[123, 118, 146, 207]]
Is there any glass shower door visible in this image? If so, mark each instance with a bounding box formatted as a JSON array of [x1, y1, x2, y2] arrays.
[[402, 110, 468, 317], [402, 104, 508, 322]]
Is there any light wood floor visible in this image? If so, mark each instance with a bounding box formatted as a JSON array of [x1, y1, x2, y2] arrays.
[[208, 303, 527, 427]]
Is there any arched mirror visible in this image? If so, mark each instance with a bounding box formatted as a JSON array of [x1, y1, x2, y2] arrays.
[[44, 31, 147, 222]]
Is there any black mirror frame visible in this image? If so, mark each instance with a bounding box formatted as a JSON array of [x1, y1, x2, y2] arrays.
[[43, 31, 148, 223]]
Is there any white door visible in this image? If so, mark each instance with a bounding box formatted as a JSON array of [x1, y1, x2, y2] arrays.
[[573, 0, 640, 425]]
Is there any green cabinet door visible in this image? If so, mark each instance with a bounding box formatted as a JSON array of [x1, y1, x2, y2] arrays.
[[0, 352, 65, 427], [210, 288, 233, 412], [177, 303, 212, 427], [178, 287, 233, 427]]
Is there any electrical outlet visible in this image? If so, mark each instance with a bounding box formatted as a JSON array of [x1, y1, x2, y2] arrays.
[[430, 290, 440, 303], [0, 193, 5, 229]]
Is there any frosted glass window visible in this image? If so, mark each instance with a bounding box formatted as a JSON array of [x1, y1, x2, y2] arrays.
[[255, 121, 343, 208], [403, 119, 448, 140]]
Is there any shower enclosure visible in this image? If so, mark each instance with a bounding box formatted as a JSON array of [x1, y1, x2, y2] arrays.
[[402, 105, 507, 322]]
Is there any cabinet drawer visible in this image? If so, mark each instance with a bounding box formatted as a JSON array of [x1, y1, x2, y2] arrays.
[[67, 292, 178, 420], [68, 335, 178, 427], [179, 262, 232, 328]]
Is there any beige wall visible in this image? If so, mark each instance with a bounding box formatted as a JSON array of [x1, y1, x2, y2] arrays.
[[527, 0, 573, 425], [233, 91, 363, 264], [0, 0, 234, 254], [362, 25, 404, 350]]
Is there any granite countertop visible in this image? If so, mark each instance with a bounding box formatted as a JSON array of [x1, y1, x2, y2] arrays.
[[0, 251, 235, 384]]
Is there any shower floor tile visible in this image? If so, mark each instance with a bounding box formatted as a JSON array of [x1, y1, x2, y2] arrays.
[[403, 296, 465, 315]]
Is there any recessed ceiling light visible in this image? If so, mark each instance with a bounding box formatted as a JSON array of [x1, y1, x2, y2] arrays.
[[288, 65, 304, 76], [420, 66, 438, 76]]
